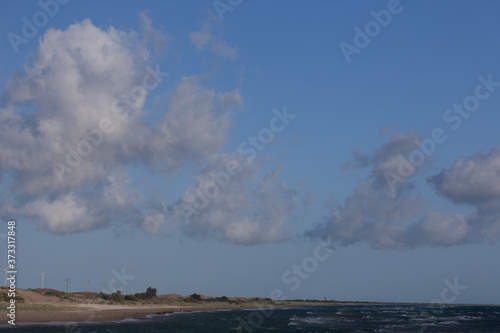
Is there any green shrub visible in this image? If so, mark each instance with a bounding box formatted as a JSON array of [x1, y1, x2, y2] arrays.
[[134, 286, 157, 300], [124, 294, 139, 301], [184, 293, 202, 303], [1, 292, 24, 303], [99, 291, 111, 300], [111, 291, 124, 303], [44, 290, 65, 298]]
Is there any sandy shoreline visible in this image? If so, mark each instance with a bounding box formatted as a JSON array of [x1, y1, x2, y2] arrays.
[[0, 288, 283, 325], [3, 303, 295, 326], [11, 305, 213, 325], [2, 287, 497, 326], [7, 302, 499, 326]]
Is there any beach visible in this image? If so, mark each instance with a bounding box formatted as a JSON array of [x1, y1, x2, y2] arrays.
[[3, 287, 497, 327], [0, 287, 310, 325], [10, 304, 235, 324], [4, 302, 500, 332]]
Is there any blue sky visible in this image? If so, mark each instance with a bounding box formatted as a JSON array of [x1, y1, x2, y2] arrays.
[[1, 0, 500, 304]]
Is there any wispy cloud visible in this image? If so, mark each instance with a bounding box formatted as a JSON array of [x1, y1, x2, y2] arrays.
[[173, 155, 300, 244], [189, 15, 238, 60], [306, 132, 423, 249], [138, 11, 169, 55], [307, 133, 500, 248]]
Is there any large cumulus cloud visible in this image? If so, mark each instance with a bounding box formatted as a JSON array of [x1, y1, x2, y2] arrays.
[[0, 18, 245, 235], [0, 17, 303, 244]]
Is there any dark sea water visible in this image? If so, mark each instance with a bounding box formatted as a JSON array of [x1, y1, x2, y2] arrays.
[[4, 304, 500, 332]]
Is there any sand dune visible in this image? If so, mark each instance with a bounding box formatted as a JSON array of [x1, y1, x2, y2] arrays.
[[0, 287, 292, 324]]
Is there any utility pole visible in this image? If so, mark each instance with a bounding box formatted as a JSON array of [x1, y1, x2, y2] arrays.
[[65, 278, 70, 293], [131, 286, 134, 295], [3, 268, 7, 286], [40, 272, 47, 289], [84, 279, 89, 293]]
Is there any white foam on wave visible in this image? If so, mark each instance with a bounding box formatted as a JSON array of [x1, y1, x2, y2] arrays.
[[454, 315, 482, 321], [118, 317, 143, 323]]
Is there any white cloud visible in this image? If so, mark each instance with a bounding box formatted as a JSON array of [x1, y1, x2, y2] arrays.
[[25, 193, 92, 233], [138, 11, 169, 54], [142, 211, 168, 235], [210, 38, 238, 60], [307, 133, 500, 248], [430, 146, 500, 204], [189, 17, 237, 60], [0, 18, 243, 235], [425, 146, 500, 244], [406, 212, 468, 247], [173, 155, 300, 244], [190, 30, 211, 50]]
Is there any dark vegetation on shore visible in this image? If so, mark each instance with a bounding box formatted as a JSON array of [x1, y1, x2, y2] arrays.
[[1, 291, 24, 303], [3, 286, 346, 307], [5, 286, 469, 307]]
